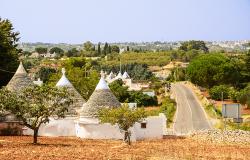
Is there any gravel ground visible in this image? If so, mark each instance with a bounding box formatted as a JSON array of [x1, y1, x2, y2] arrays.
[[190, 129, 250, 145], [0, 136, 249, 160]]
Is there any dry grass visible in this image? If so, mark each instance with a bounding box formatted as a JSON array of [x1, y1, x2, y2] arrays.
[[0, 136, 249, 160]]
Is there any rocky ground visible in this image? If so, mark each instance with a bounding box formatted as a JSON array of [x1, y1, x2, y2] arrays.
[[190, 129, 250, 145], [0, 136, 249, 160]]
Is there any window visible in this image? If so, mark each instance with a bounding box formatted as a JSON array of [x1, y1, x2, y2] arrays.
[[141, 122, 147, 129]]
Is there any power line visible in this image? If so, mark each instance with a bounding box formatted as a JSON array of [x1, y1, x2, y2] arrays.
[[0, 68, 15, 73]]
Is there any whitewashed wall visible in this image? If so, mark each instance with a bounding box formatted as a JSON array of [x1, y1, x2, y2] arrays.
[[76, 113, 166, 140], [23, 113, 167, 140], [134, 113, 167, 139], [23, 116, 77, 137]]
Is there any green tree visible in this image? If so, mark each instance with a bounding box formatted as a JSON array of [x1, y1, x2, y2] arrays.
[[126, 46, 130, 51], [83, 41, 94, 52], [22, 51, 32, 57], [179, 40, 208, 52], [97, 42, 101, 55], [48, 58, 98, 99], [209, 85, 230, 100], [0, 18, 19, 87], [37, 67, 57, 83], [35, 47, 48, 54], [0, 85, 72, 144], [103, 42, 109, 55], [238, 85, 250, 109], [129, 91, 158, 107], [109, 79, 129, 102], [187, 54, 228, 88], [49, 47, 64, 58], [108, 45, 112, 54], [98, 105, 146, 145], [65, 48, 79, 57], [111, 45, 120, 53]]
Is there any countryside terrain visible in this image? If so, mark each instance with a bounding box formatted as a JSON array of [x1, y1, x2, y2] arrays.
[[0, 136, 249, 160]]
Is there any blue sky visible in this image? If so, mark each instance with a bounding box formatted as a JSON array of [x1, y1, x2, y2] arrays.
[[1, 0, 250, 43]]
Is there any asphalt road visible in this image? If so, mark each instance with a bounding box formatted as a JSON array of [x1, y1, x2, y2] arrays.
[[172, 83, 211, 135]]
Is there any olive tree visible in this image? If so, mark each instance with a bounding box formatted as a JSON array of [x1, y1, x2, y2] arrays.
[[98, 105, 146, 145], [0, 85, 72, 144]]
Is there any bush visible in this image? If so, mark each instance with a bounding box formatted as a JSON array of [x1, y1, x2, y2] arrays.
[[228, 88, 240, 102], [159, 97, 176, 125], [238, 85, 250, 108], [209, 85, 229, 100], [205, 104, 222, 118], [129, 91, 158, 107]]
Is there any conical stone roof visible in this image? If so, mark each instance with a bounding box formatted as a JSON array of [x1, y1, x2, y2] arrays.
[[115, 71, 123, 80], [56, 68, 86, 115], [6, 62, 33, 92], [80, 73, 121, 118], [122, 71, 130, 79]]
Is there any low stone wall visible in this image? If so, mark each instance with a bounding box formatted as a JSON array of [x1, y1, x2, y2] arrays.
[[190, 129, 250, 145], [0, 122, 23, 136]]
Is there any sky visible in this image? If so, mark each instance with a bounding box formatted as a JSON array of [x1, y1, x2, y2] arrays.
[[1, 0, 250, 43]]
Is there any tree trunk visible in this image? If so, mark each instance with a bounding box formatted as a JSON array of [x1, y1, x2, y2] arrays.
[[33, 128, 39, 144], [124, 130, 131, 145]]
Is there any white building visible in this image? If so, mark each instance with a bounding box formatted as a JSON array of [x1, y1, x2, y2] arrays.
[[24, 71, 166, 140], [23, 68, 86, 137], [75, 73, 167, 140]]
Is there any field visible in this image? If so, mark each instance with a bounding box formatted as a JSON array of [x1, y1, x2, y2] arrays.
[[0, 136, 249, 160]]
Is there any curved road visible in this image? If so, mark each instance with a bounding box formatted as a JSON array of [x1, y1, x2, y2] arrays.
[[172, 83, 211, 135]]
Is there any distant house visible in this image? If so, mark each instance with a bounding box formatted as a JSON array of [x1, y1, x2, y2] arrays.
[[33, 78, 43, 86], [40, 52, 56, 58], [143, 91, 155, 97], [30, 52, 40, 58]]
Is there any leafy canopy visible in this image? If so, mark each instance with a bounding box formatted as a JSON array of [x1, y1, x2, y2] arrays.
[[0, 85, 73, 143], [98, 105, 146, 145], [187, 53, 228, 88], [0, 18, 19, 87]]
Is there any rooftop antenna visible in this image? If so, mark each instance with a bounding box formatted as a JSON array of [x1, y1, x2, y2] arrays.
[[62, 68, 66, 75], [100, 70, 105, 78]]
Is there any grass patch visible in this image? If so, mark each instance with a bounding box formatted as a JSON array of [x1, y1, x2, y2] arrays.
[[146, 96, 176, 127], [205, 104, 222, 119]]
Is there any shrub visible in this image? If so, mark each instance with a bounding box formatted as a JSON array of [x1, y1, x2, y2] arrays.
[[159, 97, 176, 125], [238, 85, 250, 108], [209, 85, 229, 100], [129, 91, 158, 107], [228, 88, 240, 102]]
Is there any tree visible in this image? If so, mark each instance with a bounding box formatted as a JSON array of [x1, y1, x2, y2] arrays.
[[35, 47, 47, 54], [209, 85, 230, 100], [111, 45, 120, 53], [22, 51, 32, 57], [37, 67, 57, 83], [128, 91, 158, 107], [98, 105, 146, 145], [48, 58, 99, 100], [83, 41, 94, 52], [49, 47, 64, 58], [103, 42, 109, 55], [238, 85, 250, 109], [109, 79, 129, 102], [108, 45, 112, 54], [0, 85, 72, 144], [187, 54, 229, 88], [65, 48, 79, 57], [0, 18, 19, 87], [97, 42, 101, 55], [179, 40, 208, 52], [126, 46, 130, 52]]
